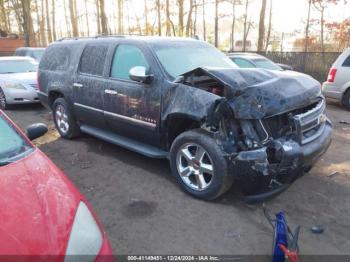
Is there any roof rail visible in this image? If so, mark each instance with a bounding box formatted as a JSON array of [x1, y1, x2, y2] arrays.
[[57, 34, 147, 41]]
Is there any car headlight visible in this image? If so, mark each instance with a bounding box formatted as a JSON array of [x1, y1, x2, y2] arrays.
[[3, 82, 26, 89], [65, 202, 103, 261]]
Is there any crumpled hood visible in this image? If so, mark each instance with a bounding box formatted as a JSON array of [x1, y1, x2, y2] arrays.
[[182, 67, 322, 119], [0, 149, 80, 255]]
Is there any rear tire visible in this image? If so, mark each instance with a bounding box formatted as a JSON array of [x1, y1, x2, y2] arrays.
[[169, 129, 233, 200], [52, 98, 80, 139], [0, 88, 9, 110], [342, 89, 350, 110]]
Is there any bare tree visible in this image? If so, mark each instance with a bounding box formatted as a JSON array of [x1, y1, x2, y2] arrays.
[[264, 0, 272, 51], [178, 0, 184, 36], [45, 0, 52, 42], [99, 0, 109, 34], [230, 0, 236, 51], [257, 0, 267, 51], [0, 0, 10, 33], [84, 0, 90, 36], [144, 0, 149, 34], [185, 0, 194, 36], [69, 0, 78, 37], [117, 0, 123, 34], [202, 0, 206, 41], [51, 0, 56, 41], [242, 0, 249, 51], [304, 0, 312, 52], [157, 0, 161, 35], [21, 0, 35, 46], [214, 0, 219, 47]]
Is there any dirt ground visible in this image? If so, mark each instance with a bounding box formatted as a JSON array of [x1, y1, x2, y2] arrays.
[[4, 100, 350, 258]]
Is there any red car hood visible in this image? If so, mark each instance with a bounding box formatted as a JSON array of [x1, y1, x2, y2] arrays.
[[0, 149, 81, 255]]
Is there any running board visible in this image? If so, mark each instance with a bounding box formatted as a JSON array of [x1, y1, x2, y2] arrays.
[[80, 125, 168, 159]]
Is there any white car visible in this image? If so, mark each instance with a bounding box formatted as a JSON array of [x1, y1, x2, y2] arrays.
[[322, 48, 350, 110], [0, 56, 39, 110]]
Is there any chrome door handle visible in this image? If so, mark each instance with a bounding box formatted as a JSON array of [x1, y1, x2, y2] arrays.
[[105, 89, 118, 95], [73, 83, 83, 88]]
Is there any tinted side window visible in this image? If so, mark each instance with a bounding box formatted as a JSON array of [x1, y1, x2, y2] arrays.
[[39, 45, 71, 71], [79, 44, 108, 76], [342, 55, 350, 67], [111, 44, 149, 80]]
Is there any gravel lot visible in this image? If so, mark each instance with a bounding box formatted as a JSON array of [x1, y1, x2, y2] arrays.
[[4, 100, 350, 257]]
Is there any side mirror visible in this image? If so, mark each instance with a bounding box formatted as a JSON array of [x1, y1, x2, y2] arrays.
[[26, 123, 48, 140], [129, 66, 153, 84]]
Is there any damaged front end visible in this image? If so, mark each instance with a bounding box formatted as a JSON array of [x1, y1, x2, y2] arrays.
[[179, 67, 333, 200]]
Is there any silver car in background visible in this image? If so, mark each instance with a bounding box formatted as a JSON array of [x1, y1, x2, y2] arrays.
[[0, 57, 39, 110], [322, 48, 350, 110]]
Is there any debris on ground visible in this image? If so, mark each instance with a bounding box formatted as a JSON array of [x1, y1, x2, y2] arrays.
[[311, 225, 325, 234], [327, 171, 341, 178], [339, 121, 350, 125]]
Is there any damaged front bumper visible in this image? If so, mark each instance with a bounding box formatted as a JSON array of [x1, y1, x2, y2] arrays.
[[227, 120, 332, 202]]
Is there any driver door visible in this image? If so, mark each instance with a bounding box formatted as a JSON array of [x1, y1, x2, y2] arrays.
[[103, 43, 161, 147]]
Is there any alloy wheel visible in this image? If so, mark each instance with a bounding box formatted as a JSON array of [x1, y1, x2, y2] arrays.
[[55, 104, 70, 134], [176, 143, 215, 191], [0, 89, 6, 109]]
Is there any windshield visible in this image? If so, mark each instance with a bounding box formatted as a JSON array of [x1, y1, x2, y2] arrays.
[[0, 114, 33, 166], [152, 41, 238, 78], [253, 58, 282, 71], [0, 60, 37, 74]]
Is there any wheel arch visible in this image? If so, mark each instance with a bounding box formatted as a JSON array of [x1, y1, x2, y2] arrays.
[[163, 113, 203, 150]]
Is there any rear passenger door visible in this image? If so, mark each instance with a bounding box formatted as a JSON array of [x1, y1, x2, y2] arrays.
[[104, 43, 161, 146], [73, 43, 109, 128]]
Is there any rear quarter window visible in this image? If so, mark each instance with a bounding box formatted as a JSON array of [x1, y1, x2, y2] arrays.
[[39, 45, 71, 71], [342, 55, 350, 67], [79, 44, 108, 76]]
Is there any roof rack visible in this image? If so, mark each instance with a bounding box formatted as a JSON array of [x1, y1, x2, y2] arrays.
[[57, 34, 146, 41]]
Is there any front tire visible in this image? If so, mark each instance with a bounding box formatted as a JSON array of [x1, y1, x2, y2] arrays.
[[0, 88, 9, 110], [52, 98, 80, 139], [170, 129, 233, 200], [342, 89, 350, 110]]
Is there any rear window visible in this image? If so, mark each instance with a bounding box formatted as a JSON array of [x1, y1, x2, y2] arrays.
[[232, 58, 256, 68], [79, 44, 108, 76], [39, 45, 71, 71], [342, 55, 350, 67]]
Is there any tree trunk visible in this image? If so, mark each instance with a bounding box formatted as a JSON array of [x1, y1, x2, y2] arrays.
[[117, 0, 123, 34], [95, 0, 101, 34], [144, 0, 149, 34], [202, 0, 206, 41], [0, 0, 9, 33], [99, 0, 109, 34], [214, 0, 219, 47], [63, 0, 70, 37], [193, 0, 197, 36], [84, 0, 90, 36], [34, 0, 41, 44], [178, 0, 184, 36], [45, 0, 52, 42], [304, 0, 312, 52], [264, 0, 272, 51], [166, 0, 171, 36], [230, 0, 236, 51], [40, 0, 47, 45], [69, 0, 78, 37], [185, 0, 194, 37], [51, 0, 56, 41], [243, 0, 249, 52], [157, 0, 161, 36], [21, 0, 35, 46], [257, 0, 266, 51]]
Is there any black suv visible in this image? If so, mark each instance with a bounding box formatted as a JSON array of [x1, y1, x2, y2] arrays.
[[38, 36, 332, 200]]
